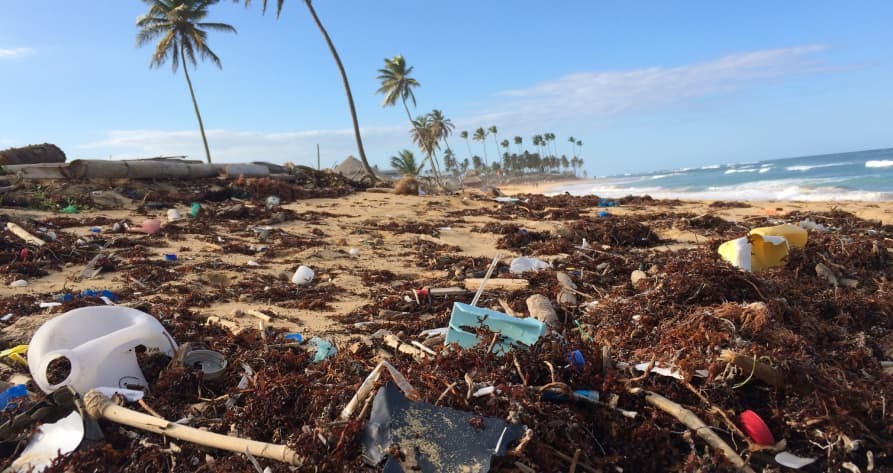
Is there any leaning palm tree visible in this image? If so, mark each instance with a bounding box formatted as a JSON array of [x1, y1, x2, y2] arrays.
[[237, 0, 378, 182], [472, 127, 488, 166], [568, 136, 577, 159], [488, 126, 500, 167], [390, 149, 423, 176], [460, 130, 473, 159], [137, 0, 235, 164], [376, 55, 420, 123], [427, 109, 454, 153], [410, 115, 443, 183]]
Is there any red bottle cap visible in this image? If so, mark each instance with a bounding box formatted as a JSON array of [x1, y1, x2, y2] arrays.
[[739, 410, 774, 445]]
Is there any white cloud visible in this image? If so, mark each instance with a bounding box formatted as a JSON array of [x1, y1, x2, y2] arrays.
[[0, 47, 34, 59], [490, 44, 829, 122], [77, 45, 836, 170], [77, 125, 407, 169]]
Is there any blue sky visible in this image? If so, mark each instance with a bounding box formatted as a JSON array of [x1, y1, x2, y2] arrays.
[[1, 1, 892, 176]]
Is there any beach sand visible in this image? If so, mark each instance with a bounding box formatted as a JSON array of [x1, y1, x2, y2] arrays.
[[1, 183, 890, 342]]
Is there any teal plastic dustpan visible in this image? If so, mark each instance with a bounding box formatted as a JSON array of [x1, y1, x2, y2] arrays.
[[445, 302, 546, 354]]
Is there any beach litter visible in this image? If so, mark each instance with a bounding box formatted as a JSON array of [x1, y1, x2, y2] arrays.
[[718, 223, 807, 271], [445, 302, 546, 353]]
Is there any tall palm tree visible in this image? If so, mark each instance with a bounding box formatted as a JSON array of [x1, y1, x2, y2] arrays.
[[390, 149, 423, 176], [532, 134, 544, 159], [513, 135, 522, 154], [137, 0, 235, 164], [237, 0, 378, 182], [376, 54, 420, 123], [428, 109, 454, 153], [472, 127, 488, 166], [568, 136, 577, 159], [488, 126, 499, 167], [410, 115, 443, 182], [500, 139, 510, 159], [459, 130, 473, 160]]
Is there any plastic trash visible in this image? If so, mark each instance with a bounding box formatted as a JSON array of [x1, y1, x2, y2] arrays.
[[163, 254, 177, 262], [0, 384, 28, 411], [9, 410, 84, 473], [60, 204, 79, 214], [541, 388, 600, 404], [568, 350, 585, 368], [133, 219, 161, 235], [265, 196, 281, 209], [183, 349, 227, 380], [1, 344, 29, 366], [79, 289, 119, 303], [292, 265, 314, 285], [189, 202, 201, 218], [167, 209, 182, 222], [283, 333, 303, 343], [89, 227, 101, 234], [774, 451, 817, 469], [509, 256, 550, 274], [348, 247, 360, 257], [719, 224, 808, 272], [309, 337, 336, 363], [361, 382, 526, 472], [739, 409, 774, 445], [597, 210, 611, 217], [27, 306, 177, 394], [9, 279, 28, 288], [598, 199, 618, 207], [798, 219, 828, 232], [445, 302, 546, 354]]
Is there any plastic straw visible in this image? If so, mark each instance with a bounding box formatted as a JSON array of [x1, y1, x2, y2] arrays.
[[471, 252, 501, 307]]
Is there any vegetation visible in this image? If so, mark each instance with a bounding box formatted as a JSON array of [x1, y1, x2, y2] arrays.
[[238, 0, 379, 183], [137, 0, 236, 164], [389, 149, 423, 176]]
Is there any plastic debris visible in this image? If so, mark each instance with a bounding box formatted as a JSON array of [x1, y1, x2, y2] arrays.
[[598, 210, 611, 217], [309, 337, 336, 363], [1, 344, 29, 367], [348, 247, 360, 257], [472, 386, 497, 397], [718, 224, 808, 272], [265, 196, 281, 209], [9, 411, 85, 473], [445, 302, 546, 354], [28, 306, 177, 394], [568, 350, 585, 368], [183, 349, 228, 380], [361, 382, 526, 473], [92, 386, 146, 403], [774, 451, 818, 469], [493, 196, 520, 203], [0, 384, 28, 411], [189, 202, 201, 217], [509, 256, 550, 274], [292, 265, 314, 285], [598, 199, 618, 207], [9, 279, 28, 288], [60, 204, 79, 214], [283, 333, 303, 343], [738, 410, 774, 445], [163, 253, 178, 262], [132, 219, 161, 235], [167, 208, 182, 222]]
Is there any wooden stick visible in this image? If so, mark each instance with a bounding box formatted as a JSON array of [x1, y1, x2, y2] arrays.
[[464, 278, 528, 292], [633, 388, 755, 473], [6, 222, 45, 246], [84, 390, 302, 465], [547, 446, 600, 473], [569, 448, 582, 473], [719, 350, 783, 389]]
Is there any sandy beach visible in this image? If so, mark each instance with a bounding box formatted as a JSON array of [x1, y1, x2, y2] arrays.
[[0, 178, 891, 471]]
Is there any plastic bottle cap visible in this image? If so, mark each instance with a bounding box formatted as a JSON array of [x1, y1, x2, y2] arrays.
[[739, 410, 774, 445]]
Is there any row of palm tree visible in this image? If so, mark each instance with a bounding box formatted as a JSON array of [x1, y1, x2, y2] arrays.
[[137, 0, 379, 181]]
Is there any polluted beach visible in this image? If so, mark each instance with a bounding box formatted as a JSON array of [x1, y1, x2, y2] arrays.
[[3, 1, 893, 471], [0, 161, 890, 471]]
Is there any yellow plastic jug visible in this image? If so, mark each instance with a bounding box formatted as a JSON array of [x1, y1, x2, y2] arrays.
[[749, 224, 807, 248]]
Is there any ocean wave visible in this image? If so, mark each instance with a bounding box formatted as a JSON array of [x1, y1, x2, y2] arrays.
[[724, 168, 758, 174], [650, 172, 685, 180], [785, 162, 855, 172], [866, 160, 893, 168], [700, 164, 720, 170], [548, 178, 892, 202], [759, 166, 772, 174]]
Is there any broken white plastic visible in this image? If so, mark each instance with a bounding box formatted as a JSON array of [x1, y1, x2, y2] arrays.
[[774, 451, 817, 469], [10, 411, 84, 473], [292, 265, 314, 285], [93, 386, 146, 402]]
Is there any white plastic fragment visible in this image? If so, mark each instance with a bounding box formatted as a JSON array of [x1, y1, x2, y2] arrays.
[[9, 279, 28, 288], [473, 386, 497, 397], [775, 451, 818, 469], [509, 256, 551, 274], [10, 411, 84, 473], [419, 327, 449, 339], [93, 386, 146, 402], [291, 265, 314, 285], [38, 302, 61, 308], [348, 248, 360, 257], [1, 313, 13, 322]]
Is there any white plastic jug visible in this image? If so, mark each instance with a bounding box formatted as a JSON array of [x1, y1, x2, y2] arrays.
[[28, 306, 177, 394]]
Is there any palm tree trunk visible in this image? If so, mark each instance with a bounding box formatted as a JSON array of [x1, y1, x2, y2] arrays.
[[180, 45, 213, 164], [464, 138, 473, 160], [401, 99, 413, 124], [304, 0, 377, 182]]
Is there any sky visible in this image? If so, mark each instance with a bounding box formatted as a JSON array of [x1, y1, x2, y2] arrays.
[[1, 1, 892, 176]]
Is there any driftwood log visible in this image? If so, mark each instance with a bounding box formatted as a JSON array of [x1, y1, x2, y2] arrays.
[[0, 143, 65, 165]]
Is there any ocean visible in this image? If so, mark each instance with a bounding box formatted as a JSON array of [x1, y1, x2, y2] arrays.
[[552, 148, 893, 201]]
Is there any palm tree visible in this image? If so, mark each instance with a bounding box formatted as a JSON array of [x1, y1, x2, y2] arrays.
[[500, 139, 510, 159], [568, 136, 577, 159], [459, 130, 473, 159], [137, 0, 236, 164], [472, 127, 488, 166], [513, 135, 522, 154], [532, 134, 544, 159], [376, 54, 420, 122], [428, 109, 454, 152], [488, 126, 499, 167], [390, 149, 423, 176], [410, 115, 443, 182], [237, 0, 378, 182]]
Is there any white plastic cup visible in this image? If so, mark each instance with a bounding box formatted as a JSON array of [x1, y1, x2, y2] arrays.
[[292, 265, 314, 285]]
